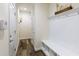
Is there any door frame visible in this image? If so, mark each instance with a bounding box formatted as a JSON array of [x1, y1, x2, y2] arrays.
[[9, 3, 17, 56]]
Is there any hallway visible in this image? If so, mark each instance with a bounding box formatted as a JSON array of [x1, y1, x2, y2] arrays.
[[0, 3, 79, 56], [16, 39, 45, 56]]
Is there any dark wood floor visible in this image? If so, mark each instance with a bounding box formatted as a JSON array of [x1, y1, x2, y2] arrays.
[[16, 39, 45, 56]]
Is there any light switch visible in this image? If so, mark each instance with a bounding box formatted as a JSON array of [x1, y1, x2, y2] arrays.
[[0, 20, 7, 30]]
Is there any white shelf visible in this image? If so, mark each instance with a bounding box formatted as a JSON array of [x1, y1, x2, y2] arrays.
[[42, 40, 58, 56], [48, 8, 79, 20]]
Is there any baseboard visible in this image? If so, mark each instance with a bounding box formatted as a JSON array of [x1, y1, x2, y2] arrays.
[[30, 41, 40, 51], [34, 47, 41, 51]]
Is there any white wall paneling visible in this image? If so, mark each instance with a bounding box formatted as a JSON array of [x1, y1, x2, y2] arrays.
[[42, 8, 79, 56]]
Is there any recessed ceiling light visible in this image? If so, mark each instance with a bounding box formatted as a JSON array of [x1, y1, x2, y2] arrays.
[[20, 7, 27, 11], [23, 8, 27, 11]]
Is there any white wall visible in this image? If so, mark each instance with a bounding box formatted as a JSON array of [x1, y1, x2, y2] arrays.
[[0, 3, 9, 56], [48, 3, 79, 56], [49, 3, 56, 16], [49, 11, 79, 56], [33, 4, 49, 51]]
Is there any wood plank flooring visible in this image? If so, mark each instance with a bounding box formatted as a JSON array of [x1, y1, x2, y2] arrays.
[[16, 39, 45, 56]]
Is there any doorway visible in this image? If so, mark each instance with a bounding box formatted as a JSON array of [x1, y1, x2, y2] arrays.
[[16, 5, 34, 56]]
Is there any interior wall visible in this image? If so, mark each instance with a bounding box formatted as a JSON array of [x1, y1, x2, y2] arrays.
[[33, 3, 49, 51], [0, 3, 9, 56], [49, 14, 79, 56], [48, 3, 79, 41], [48, 3, 79, 56]]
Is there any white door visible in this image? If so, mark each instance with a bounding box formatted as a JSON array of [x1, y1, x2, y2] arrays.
[[9, 3, 16, 56], [19, 12, 32, 39]]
